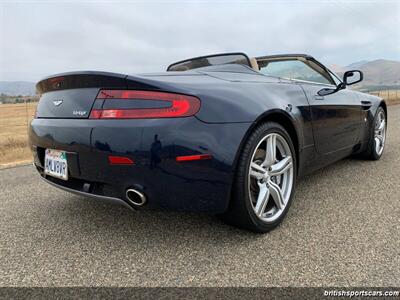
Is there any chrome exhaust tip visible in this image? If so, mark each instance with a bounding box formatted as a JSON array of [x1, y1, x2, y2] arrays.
[[125, 189, 147, 207]]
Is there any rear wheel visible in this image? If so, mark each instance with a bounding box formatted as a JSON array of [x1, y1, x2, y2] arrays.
[[221, 122, 297, 232], [362, 107, 386, 160]]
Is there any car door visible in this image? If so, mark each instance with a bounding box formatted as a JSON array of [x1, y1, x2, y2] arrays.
[[301, 82, 362, 154], [257, 57, 362, 155]]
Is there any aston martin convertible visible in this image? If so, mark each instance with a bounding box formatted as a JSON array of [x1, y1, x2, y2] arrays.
[[29, 52, 387, 232]]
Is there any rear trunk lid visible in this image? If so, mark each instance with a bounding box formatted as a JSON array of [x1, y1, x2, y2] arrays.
[[36, 88, 102, 119], [35, 70, 218, 119], [35, 71, 128, 119]]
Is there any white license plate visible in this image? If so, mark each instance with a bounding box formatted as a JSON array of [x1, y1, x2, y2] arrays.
[[44, 149, 68, 180]]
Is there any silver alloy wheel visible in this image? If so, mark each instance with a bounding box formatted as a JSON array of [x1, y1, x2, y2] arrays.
[[374, 111, 386, 156], [248, 133, 294, 222]]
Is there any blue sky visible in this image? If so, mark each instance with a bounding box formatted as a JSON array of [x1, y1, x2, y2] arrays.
[[0, 0, 399, 81]]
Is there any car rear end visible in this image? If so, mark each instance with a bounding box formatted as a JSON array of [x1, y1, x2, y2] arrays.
[[30, 71, 250, 213]]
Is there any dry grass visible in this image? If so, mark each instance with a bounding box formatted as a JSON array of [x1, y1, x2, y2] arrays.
[[368, 90, 400, 105], [0, 102, 36, 166]]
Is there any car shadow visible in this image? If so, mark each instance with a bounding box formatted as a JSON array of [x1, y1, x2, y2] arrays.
[[50, 192, 263, 247]]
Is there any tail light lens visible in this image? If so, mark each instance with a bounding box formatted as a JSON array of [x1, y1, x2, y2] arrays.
[[89, 90, 200, 119]]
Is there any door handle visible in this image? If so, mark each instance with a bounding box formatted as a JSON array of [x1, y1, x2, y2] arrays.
[[361, 100, 372, 110], [314, 95, 324, 101]]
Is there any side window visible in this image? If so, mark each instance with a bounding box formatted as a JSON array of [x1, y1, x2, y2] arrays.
[[258, 59, 333, 85]]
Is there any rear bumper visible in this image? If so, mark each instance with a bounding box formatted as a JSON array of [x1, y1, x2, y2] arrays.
[[39, 172, 134, 211], [29, 117, 251, 213]]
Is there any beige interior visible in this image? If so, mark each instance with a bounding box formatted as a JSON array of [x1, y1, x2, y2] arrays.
[[249, 58, 259, 71]]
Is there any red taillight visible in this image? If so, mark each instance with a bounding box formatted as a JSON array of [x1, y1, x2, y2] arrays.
[[176, 154, 212, 162], [108, 155, 134, 165], [89, 90, 200, 119]]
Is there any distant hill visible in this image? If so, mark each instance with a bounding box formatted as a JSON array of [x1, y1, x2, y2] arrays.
[[356, 60, 400, 87], [329, 64, 345, 73], [330, 59, 400, 90], [346, 60, 369, 69], [0, 81, 36, 96]]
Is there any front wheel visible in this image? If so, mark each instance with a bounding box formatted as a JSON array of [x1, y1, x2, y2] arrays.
[[363, 107, 386, 160], [221, 122, 297, 233]]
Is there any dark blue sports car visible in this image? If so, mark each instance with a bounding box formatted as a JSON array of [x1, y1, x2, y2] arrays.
[[29, 52, 387, 232]]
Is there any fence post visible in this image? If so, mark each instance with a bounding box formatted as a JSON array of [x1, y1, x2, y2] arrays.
[[25, 99, 29, 133]]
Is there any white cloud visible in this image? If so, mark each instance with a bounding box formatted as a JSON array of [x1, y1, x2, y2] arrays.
[[0, 0, 399, 81]]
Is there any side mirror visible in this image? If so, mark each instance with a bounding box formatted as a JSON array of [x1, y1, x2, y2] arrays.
[[317, 82, 346, 96], [343, 70, 363, 85], [317, 88, 336, 96]]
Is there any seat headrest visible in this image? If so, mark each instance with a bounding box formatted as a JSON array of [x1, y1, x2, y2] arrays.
[[249, 58, 259, 71]]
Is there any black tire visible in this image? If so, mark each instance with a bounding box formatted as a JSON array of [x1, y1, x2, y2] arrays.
[[362, 107, 386, 161], [220, 122, 297, 233]]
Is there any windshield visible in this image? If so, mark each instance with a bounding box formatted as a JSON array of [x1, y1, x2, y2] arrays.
[[167, 53, 251, 71], [258, 59, 333, 85]]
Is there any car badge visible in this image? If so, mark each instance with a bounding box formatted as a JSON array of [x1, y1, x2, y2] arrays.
[[53, 99, 63, 106], [72, 110, 87, 116]]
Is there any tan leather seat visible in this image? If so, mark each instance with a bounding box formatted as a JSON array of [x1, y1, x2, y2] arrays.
[[249, 58, 259, 71]]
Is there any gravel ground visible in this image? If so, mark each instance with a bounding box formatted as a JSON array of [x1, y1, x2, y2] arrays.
[[1, 106, 399, 287]]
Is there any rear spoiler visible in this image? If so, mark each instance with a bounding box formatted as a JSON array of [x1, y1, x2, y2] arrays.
[[36, 71, 128, 94], [36, 71, 164, 94]]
